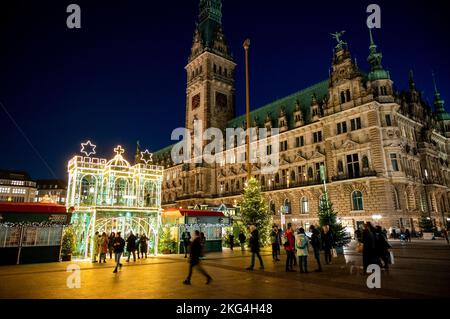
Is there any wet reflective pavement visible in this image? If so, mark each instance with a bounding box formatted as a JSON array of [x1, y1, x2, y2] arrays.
[[0, 240, 449, 299]]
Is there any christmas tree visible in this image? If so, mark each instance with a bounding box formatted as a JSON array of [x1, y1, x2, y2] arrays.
[[240, 177, 271, 245], [419, 213, 435, 233], [318, 191, 351, 246]]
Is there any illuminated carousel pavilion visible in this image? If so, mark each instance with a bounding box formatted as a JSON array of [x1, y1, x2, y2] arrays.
[[66, 141, 164, 258]]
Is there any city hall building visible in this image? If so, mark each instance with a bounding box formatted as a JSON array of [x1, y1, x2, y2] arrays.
[[153, 0, 450, 234]]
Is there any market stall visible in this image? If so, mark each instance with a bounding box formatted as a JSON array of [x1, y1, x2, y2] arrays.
[[162, 208, 231, 253]]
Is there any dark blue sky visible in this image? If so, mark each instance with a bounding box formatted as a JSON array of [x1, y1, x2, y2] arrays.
[[1, 0, 449, 180]]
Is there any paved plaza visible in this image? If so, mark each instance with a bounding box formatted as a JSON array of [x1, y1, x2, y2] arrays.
[[0, 240, 449, 299]]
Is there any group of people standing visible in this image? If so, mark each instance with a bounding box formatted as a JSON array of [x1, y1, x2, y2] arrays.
[[90, 231, 149, 273]]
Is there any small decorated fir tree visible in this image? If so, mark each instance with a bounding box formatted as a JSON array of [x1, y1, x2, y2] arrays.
[[419, 213, 435, 233], [318, 191, 351, 246], [240, 177, 271, 245]]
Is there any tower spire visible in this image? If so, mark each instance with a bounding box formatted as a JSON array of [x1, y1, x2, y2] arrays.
[[432, 72, 446, 113], [409, 70, 416, 91], [367, 28, 389, 80]]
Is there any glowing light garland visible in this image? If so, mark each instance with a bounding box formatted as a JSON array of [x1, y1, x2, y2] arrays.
[[80, 140, 96, 157], [140, 149, 153, 164]]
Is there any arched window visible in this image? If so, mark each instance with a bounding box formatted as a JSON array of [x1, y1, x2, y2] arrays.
[[114, 178, 128, 206], [275, 173, 280, 183], [340, 92, 346, 104], [290, 171, 296, 183], [261, 176, 265, 187], [404, 191, 409, 210], [213, 64, 217, 73], [301, 197, 309, 214], [283, 198, 292, 214], [352, 190, 364, 211], [225, 182, 229, 192], [269, 200, 276, 215], [80, 175, 97, 205], [236, 180, 240, 190], [346, 89, 351, 102]]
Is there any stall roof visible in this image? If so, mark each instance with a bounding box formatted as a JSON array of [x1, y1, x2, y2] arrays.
[[163, 208, 224, 217], [0, 202, 67, 214]]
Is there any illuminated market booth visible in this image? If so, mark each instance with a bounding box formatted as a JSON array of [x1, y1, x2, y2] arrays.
[[0, 202, 69, 265], [161, 208, 231, 253], [66, 141, 164, 258]]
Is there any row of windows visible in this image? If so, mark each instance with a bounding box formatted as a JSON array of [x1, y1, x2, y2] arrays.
[[269, 190, 364, 215], [336, 117, 361, 135], [0, 196, 25, 202], [0, 187, 10, 193]]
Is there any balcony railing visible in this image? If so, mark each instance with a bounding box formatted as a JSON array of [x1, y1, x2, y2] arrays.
[[331, 170, 377, 182]]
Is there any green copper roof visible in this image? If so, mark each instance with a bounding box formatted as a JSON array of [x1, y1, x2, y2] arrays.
[[198, 0, 223, 49], [227, 80, 329, 129], [367, 29, 390, 81], [432, 73, 450, 121]]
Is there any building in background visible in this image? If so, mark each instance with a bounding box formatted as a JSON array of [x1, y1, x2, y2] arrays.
[[0, 170, 37, 203], [36, 179, 67, 205], [153, 0, 450, 233]]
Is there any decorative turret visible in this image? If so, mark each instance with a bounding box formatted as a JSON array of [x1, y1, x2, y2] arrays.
[[134, 141, 142, 165], [432, 73, 450, 138], [366, 29, 393, 102], [367, 28, 390, 81]]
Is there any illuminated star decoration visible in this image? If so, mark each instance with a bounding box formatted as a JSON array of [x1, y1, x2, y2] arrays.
[[80, 140, 96, 157], [140, 149, 153, 164]]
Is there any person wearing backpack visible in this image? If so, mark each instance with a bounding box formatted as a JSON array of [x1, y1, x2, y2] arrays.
[[295, 228, 309, 273], [309, 225, 322, 272], [270, 225, 281, 261]]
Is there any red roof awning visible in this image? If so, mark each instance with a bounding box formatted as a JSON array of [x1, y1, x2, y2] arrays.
[[163, 208, 224, 217], [0, 202, 67, 214]]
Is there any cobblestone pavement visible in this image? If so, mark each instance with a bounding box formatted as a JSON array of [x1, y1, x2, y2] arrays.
[[0, 240, 449, 299]]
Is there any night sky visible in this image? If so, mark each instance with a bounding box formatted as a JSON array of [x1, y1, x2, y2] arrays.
[[1, 0, 449, 180]]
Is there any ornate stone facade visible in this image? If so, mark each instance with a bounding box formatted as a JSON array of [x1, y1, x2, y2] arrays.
[[153, 0, 450, 233]]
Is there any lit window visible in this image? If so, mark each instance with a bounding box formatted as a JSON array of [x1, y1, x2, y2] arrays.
[[352, 191, 364, 210]]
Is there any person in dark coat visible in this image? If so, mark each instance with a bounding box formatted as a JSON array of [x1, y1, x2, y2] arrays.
[[228, 233, 234, 251], [183, 230, 212, 285], [321, 225, 334, 265], [126, 232, 137, 262], [270, 225, 281, 261], [238, 231, 246, 251], [139, 234, 148, 258], [309, 225, 323, 272], [362, 222, 378, 271], [246, 225, 264, 270], [108, 232, 115, 259], [112, 232, 125, 273], [375, 226, 391, 269], [181, 228, 191, 258]]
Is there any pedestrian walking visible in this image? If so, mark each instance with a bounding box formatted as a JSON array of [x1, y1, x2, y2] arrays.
[[200, 232, 206, 257], [283, 223, 295, 272], [92, 231, 100, 263], [181, 228, 191, 258], [99, 232, 109, 263], [270, 225, 281, 261], [246, 225, 264, 270], [309, 225, 322, 272], [113, 232, 125, 273], [375, 226, 391, 269], [229, 232, 234, 251], [183, 230, 212, 285], [362, 222, 377, 271], [108, 232, 115, 259], [126, 232, 137, 262], [295, 228, 309, 273], [405, 229, 411, 242], [321, 225, 334, 265], [136, 233, 141, 259], [139, 234, 148, 258], [238, 231, 246, 251]]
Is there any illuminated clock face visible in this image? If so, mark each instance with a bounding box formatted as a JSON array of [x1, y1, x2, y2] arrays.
[[216, 92, 227, 109], [192, 93, 200, 109]]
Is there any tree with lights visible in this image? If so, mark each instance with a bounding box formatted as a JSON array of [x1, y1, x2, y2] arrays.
[[240, 177, 271, 245], [318, 191, 351, 247], [419, 212, 435, 233]]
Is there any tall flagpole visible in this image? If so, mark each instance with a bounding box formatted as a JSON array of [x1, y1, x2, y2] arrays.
[[243, 39, 251, 181]]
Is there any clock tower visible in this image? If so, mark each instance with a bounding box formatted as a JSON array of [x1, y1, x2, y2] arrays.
[[185, 0, 236, 132]]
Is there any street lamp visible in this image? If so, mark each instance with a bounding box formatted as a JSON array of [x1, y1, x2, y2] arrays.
[[372, 214, 382, 222], [243, 38, 251, 181]]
